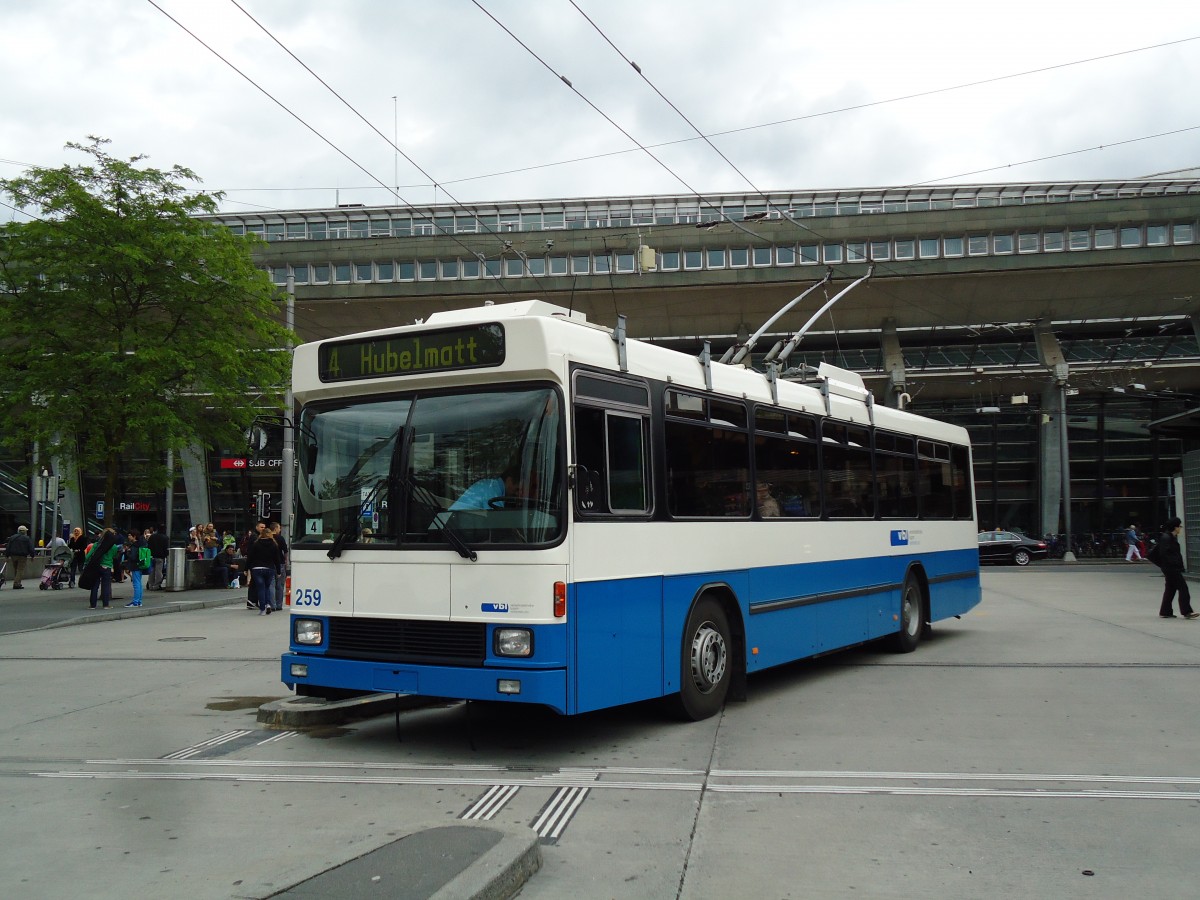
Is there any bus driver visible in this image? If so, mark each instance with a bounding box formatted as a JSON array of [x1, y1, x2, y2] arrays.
[[450, 464, 525, 510]]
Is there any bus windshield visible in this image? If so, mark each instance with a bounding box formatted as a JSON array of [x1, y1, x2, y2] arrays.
[[294, 386, 563, 549]]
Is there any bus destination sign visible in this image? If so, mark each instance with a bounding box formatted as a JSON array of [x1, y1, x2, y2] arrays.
[[318, 323, 505, 382]]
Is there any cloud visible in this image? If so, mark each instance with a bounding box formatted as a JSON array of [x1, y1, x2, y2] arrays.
[[3, 0, 1198, 218]]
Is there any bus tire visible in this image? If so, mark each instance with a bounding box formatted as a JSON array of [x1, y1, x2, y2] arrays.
[[890, 574, 925, 654], [671, 596, 732, 721]]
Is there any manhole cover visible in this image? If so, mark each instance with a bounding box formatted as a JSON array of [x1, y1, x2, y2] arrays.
[[157, 636, 207, 642]]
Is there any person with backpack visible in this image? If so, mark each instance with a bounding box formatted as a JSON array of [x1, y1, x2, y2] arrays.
[[1151, 518, 1198, 619], [122, 529, 151, 608]]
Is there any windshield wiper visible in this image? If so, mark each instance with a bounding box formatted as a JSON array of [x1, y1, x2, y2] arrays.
[[385, 425, 476, 562], [398, 474, 478, 562], [326, 477, 385, 560]]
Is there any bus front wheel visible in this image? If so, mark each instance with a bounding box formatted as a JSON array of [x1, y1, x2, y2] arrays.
[[890, 574, 925, 654], [671, 597, 732, 721]]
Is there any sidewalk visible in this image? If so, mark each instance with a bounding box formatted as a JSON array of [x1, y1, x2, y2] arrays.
[[0, 577, 250, 635], [0, 575, 545, 897]]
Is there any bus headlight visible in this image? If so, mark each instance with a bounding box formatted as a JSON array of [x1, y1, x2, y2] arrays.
[[293, 618, 323, 645], [494, 628, 533, 657]]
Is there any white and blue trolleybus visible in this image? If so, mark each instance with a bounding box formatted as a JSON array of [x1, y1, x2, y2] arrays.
[[281, 299, 981, 719]]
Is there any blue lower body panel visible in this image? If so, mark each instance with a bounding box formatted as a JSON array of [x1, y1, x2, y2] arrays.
[[282, 653, 569, 713], [282, 550, 980, 717]]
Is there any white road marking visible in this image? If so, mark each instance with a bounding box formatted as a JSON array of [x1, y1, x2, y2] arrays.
[[532, 786, 590, 840], [461, 784, 521, 820], [24, 762, 1200, 803], [162, 730, 253, 760]]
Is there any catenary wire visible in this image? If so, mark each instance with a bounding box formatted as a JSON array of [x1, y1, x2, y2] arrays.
[[908, 124, 1200, 185], [521, 1, 984, 338], [225, 0, 532, 270], [380, 32, 1200, 192], [10, 25, 1186, 205], [190, 32, 1199, 206], [470, 0, 770, 247], [145, 0, 520, 302]]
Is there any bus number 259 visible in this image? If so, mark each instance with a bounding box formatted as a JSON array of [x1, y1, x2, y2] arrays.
[[293, 588, 322, 607]]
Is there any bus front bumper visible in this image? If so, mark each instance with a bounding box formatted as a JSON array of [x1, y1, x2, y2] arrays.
[[281, 652, 569, 714]]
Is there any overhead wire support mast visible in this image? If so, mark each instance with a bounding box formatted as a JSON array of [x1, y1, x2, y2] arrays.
[[721, 268, 833, 366]]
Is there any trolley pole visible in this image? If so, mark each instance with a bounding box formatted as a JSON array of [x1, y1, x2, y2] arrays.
[[281, 275, 296, 540]]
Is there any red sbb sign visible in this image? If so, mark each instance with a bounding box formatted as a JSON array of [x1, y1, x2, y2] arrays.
[[220, 457, 282, 469]]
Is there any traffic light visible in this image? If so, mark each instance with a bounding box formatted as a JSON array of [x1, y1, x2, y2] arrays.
[[256, 491, 273, 519]]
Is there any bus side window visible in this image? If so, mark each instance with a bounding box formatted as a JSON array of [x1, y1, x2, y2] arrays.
[[917, 440, 953, 519], [753, 432, 819, 518], [606, 413, 649, 512], [950, 444, 973, 519], [574, 406, 606, 513], [573, 404, 650, 515]]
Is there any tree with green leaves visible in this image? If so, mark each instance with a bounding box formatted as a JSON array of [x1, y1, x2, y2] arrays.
[[0, 137, 292, 525]]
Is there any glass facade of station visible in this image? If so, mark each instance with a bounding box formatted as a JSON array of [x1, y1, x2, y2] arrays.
[[936, 395, 1187, 547]]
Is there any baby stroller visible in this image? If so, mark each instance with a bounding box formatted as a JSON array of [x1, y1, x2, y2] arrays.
[[39, 559, 71, 590], [40, 546, 73, 590], [0, 558, 6, 589]]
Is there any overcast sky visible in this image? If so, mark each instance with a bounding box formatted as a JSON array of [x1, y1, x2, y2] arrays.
[[3, 0, 1199, 218]]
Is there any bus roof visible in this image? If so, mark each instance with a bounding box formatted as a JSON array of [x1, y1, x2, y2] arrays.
[[296, 300, 969, 446]]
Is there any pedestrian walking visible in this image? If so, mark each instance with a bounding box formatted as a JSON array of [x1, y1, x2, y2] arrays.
[[1125, 524, 1143, 561], [269, 521, 288, 610], [3, 525, 36, 589], [1151, 518, 1198, 619], [245, 528, 283, 616]]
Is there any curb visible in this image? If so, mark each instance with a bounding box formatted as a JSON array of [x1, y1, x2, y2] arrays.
[[431, 823, 542, 900], [274, 822, 541, 900], [17, 595, 245, 633], [257, 691, 441, 729]]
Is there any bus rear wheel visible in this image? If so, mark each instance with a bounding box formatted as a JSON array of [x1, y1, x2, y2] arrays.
[[890, 574, 925, 654], [671, 596, 732, 721]]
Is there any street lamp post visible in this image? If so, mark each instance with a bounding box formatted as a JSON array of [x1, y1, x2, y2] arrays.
[[280, 275, 296, 540]]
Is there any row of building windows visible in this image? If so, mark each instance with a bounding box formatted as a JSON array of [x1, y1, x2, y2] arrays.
[[217, 180, 1200, 240], [269, 221, 1197, 285]]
